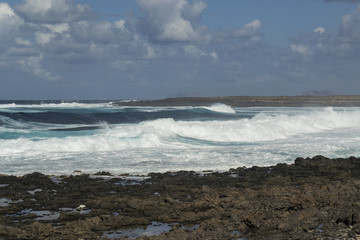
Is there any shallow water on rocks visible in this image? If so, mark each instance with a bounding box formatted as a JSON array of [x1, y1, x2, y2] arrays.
[[102, 221, 172, 239], [0, 198, 11, 207], [59, 207, 91, 214], [7, 209, 60, 221]]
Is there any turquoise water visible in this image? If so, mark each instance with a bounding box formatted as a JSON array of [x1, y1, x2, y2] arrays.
[[1, 101, 360, 175]]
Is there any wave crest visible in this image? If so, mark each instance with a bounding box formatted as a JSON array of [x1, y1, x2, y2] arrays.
[[1, 107, 360, 155], [203, 103, 236, 114]]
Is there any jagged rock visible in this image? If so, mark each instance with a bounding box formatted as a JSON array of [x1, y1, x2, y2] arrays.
[[1, 156, 360, 239]]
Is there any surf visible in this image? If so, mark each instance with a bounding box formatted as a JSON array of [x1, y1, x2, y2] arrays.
[[1, 106, 359, 152], [203, 103, 236, 114], [2, 104, 360, 176]]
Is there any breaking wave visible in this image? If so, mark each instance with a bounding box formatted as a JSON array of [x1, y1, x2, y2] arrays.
[[203, 103, 236, 114], [1, 107, 359, 155], [2, 103, 360, 175]]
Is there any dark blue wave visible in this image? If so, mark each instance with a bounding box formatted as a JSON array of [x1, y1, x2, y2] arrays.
[[0, 108, 243, 126]]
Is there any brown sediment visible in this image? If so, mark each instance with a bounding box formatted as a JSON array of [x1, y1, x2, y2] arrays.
[[1, 156, 360, 239], [114, 95, 360, 107]]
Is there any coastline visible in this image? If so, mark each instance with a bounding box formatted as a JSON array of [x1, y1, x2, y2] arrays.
[[1, 156, 360, 239], [114, 95, 360, 107]]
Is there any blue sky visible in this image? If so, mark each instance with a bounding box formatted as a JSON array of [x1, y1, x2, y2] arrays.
[[0, 0, 360, 99]]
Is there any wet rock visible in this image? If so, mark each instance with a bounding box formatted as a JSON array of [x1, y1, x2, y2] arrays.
[[1, 156, 360, 239], [94, 171, 113, 176]]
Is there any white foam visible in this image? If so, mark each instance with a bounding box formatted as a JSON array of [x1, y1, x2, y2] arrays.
[[0, 102, 113, 109], [0, 103, 17, 109], [129, 106, 193, 112], [2, 107, 360, 176], [0, 115, 28, 128], [204, 103, 236, 114], [1, 107, 360, 157], [108, 107, 360, 143]]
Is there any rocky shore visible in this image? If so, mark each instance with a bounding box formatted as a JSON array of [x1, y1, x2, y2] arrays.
[[1, 156, 360, 239], [114, 95, 360, 107]]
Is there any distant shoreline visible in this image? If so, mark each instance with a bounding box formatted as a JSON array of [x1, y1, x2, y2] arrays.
[[113, 95, 360, 107]]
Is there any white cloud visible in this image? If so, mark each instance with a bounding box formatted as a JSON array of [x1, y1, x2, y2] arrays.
[[159, 18, 197, 41], [35, 32, 53, 45], [7, 46, 37, 57], [182, 0, 207, 24], [313, 5, 360, 57], [114, 20, 126, 30], [233, 19, 262, 38], [337, 5, 360, 42], [15, 38, 32, 46], [3, 0, 360, 98], [70, 20, 131, 44], [34, 23, 70, 45], [184, 45, 202, 55], [44, 23, 70, 33], [136, 0, 207, 43], [210, 51, 218, 60], [0, 3, 24, 43], [183, 45, 218, 61], [0, 2, 16, 17], [211, 19, 263, 45], [245, 19, 262, 31], [18, 54, 60, 81], [15, 0, 94, 24], [290, 44, 312, 55], [314, 26, 326, 34], [144, 44, 156, 59]]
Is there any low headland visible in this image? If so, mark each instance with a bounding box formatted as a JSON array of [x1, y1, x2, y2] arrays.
[[114, 95, 360, 107], [1, 156, 360, 239]]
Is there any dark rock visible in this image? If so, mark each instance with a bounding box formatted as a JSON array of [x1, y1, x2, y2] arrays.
[[1, 156, 360, 239], [93, 171, 112, 176], [353, 223, 360, 234]]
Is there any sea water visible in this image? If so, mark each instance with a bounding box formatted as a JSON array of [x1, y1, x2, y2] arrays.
[[1, 100, 360, 176]]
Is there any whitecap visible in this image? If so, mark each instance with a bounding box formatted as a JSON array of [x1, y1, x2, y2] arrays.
[[2, 106, 360, 176], [203, 103, 236, 114]]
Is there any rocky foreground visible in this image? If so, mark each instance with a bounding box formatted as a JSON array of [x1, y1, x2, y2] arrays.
[[1, 156, 360, 239]]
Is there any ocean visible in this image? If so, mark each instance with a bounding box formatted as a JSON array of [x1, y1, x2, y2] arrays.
[[1, 100, 360, 176]]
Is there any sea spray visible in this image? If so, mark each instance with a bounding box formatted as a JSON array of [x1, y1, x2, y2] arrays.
[[1, 102, 360, 175], [204, 103, 236, 114]]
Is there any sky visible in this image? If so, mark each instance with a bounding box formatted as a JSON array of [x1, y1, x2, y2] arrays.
[[0, 0, 360, 100]]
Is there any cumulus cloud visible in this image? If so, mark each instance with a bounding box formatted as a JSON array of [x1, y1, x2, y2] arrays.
[[213, 19, 264, 48], [69, 20, 133, 45], [314, 26, 326, 34], [0, 3, 24, 43], [290, 44, 312, 55], [289, 4, 360, 59], [15, 0, 94, 24], [1, 0, 265, 86], [337, 5, 360, 43], [3, 0, 360, 98], [0, 1, 95, 81], [233, 19, 262, 38], [183, 45, 218, 60], [136, 0, 207, 43], [15, 37, 32, 46], [18, 54, 60, 81], [281, 3, 360, 95]]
